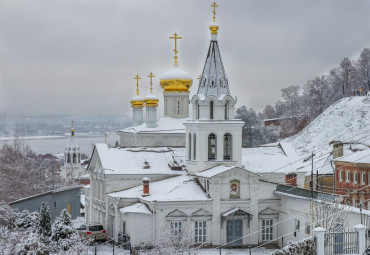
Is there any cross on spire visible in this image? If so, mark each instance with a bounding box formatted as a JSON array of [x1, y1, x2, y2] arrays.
[[211, 2, 218, 22], [71, 120, 75, 136], [169, 33, 182, 64], [147, 72, 155, 93], [134, 75, 141, 95]]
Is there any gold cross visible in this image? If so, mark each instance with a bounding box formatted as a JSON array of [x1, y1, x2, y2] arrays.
[[197, 75, 201, 80], [134, 75, 141, 95], [147, 72, 155, 93], [211, 2, 218, 22], [169, 33, 182, 64]]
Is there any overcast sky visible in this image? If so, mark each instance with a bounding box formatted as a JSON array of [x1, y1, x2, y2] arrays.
[[1, 0, 370, 116]]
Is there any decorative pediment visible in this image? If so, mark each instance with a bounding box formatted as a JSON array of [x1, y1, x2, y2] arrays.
[[191, 209, 212, 217], [259, 207, 279, 216], [166, 209, 187, 218]]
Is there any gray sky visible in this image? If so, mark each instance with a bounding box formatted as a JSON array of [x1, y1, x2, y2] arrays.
[[1, 0, 370, 116]]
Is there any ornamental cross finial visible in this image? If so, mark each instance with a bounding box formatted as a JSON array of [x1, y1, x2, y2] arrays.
[[147, 72, 155, 93], [197, 75, 201, 80], [211, 2, 218, 23], [71, 120, 74, 136], [169, 33, 182, 64], [134, 75, 141, 95]]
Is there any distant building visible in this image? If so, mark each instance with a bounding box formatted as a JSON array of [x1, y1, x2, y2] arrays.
[[60, 122, 87, 184], [333, 143, 370, 209], [9, 185, 82, 221]]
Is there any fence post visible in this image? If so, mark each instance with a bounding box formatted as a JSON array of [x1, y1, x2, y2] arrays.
[[355, 224, 367, 254], [313, 227, 326, 255]]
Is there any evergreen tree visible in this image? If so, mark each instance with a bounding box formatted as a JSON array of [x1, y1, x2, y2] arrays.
[[51, 209, 76, 250], [38, 202, 52, 237]]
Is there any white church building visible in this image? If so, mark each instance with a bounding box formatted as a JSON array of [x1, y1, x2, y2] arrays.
[[85, 4, 365, 248]]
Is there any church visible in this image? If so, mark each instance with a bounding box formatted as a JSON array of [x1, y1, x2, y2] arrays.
[[84, 3, 364, 248]]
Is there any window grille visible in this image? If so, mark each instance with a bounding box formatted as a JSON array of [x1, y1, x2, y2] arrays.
[[223, 133, 232, 160], [262, 219, 273, 241], [195, 221, 206, 243], [208, 133, 217, 160]]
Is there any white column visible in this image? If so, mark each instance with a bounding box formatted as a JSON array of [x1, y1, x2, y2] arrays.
[[355, 224, 367, 254], [146, 106, 157, 128], [313, 227, 326, 255]]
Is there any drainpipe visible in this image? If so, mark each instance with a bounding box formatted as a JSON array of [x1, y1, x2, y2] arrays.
[[151, 200, 156, 245]]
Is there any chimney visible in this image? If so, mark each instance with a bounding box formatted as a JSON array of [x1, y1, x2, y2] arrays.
[[142, 177, 150, 197], [330, 141, 343, 159]]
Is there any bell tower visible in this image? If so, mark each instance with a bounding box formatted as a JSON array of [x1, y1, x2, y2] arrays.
[[184, 2, 244, 175]]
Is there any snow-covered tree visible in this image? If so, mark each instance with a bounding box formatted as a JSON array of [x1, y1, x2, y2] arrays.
[[357, 48, 370, 93], [38, 202, 52, 237], [14, 209, 39, 231], [0, 200, 14, 230], [0, 139, 62, 203], [51, 209, 76, 250], [148, 223, 199, 255], [303, 75, 331, 120], [330, 57, 359, 97]]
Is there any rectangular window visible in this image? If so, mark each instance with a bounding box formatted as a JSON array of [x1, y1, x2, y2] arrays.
[[361, 172, 366, 185], [205, 179, 210, 194], [339, 170, 343, 181], [346, 171, 350, 183], [171, 221, 182, 241], [262, 219, 273, 241], [195, 221, 206, 243], [354, 172, 358, 184], [305, 222, 310, 235], [295, 220, 300, 232]]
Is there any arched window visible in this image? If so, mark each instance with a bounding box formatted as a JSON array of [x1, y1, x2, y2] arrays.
[[224, 133, 232, 160], [77, 153, 80, 163], [177, 101, 180, 114], [193, 133, 196, 160], [67, 154, 71, 163], [225, 101, 229, 119], [73, 153, 77, 163], [208, 133, 217, 160], [188, 133, 192, 160], [196, 101, 200, 120], [210, 101, 214, 119]]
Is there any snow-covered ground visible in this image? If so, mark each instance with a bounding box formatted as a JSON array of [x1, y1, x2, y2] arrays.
[[87, 244, 275, 255], [284, 96, 370, 156]]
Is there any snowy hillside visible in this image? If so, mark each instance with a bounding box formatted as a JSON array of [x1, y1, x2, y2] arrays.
[[283, 96, 370, 156]]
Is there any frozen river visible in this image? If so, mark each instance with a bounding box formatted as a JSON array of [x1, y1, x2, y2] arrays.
[[0, 133, 115, 155]]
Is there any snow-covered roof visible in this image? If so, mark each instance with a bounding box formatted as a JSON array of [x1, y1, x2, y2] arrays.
[[109, 175, 210, 202], [120, 203, 152, 215], [334, 149, 370, 164], [242, 143, 302, 174], [283, 97, 370, 156], [160, 64, 192, 80], [118, 117, 189, 134], [93, 144, 185, 175], [195, 165, 235, 178]]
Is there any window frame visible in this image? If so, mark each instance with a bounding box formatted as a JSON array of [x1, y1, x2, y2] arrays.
[[346, 171, 350, 183], [223, 133, 232, 160], [208, 133, 217, 160], [339, 170, 343, 182], [262, 219, 273, 241], [195, 221, 207, 243], [361, 172, 366, 185], [354, 172, 358, 184]]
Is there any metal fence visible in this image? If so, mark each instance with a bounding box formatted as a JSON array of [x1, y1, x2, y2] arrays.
[[324, 230, 358, 255]]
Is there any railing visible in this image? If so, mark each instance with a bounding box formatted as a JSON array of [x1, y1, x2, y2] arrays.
[[324, 230, 358, 254]]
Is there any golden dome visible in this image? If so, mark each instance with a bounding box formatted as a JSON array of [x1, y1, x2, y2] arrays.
[[144, 93, 159, 107], [209, 24, 219, 34], [131, 95, 144, 108], [160, 63, 193, 93]]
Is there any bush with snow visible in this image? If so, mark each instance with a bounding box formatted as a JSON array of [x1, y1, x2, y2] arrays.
[[270, 237, 315, 255]]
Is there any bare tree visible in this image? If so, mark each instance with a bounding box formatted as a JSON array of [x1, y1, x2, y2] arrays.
[[330, 58, 359, 97], [357, 48, 370, 93], [148, 223, 200, 255]]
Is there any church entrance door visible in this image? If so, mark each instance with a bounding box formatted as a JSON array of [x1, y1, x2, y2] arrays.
[[226, 219, 242, 246]]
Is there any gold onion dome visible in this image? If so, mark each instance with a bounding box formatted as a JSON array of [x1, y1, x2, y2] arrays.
[[160, 63, 193, 93], [130, 94, 144, 108]]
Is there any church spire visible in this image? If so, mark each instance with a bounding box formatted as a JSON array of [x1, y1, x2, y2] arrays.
[[197, 1, 230, 99]]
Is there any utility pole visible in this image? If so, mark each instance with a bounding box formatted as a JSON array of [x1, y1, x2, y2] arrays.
[[311, 151, 314, 199], [316, 169, 319, 192]]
